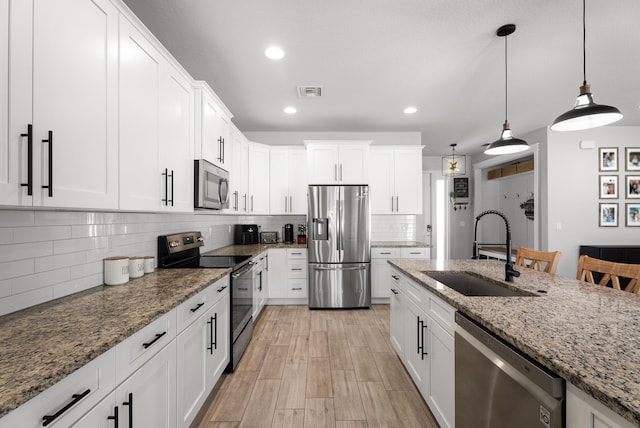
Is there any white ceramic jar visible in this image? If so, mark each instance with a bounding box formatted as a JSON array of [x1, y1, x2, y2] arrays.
[[128, 257, 145, 279], [143, 256, 155, 273], [104, 257, 129, 285]]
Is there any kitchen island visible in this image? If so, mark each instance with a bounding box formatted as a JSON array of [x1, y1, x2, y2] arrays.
[[389, 258, 640, 426]]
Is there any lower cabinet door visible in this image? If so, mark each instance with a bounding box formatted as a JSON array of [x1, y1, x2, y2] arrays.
[[427, 319, 455, 428], [371, 258, 391, 299], [389, 287, 405, 357], [116, 340, 176, 428], [70, 392, 117, 428], [177, 315, 208, 428], [404, 299, 429, 397], [207, 294, 230, 390]]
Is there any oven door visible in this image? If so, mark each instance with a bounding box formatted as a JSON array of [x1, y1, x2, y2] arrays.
[[231, 262, 254, 342], [194, 159, 229, 210]]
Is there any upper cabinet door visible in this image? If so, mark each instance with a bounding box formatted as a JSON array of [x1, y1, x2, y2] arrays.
[[337, 144, 369, 184], [1, 0, 119, 209], [118, 17, 162, 211], [370, 148, 394, 214], [269, 149, 289, 214], [248, 142, 270, 214], [196, 83, 231, 170], [393, 148, 422, 214], [0, 0, 14, 205], [288, 148, 308, 214], [305, 141, 370, 185], [306, 144, 338, 184]]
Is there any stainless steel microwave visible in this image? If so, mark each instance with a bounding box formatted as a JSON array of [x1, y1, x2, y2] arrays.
[[194, 159, 229, 210]]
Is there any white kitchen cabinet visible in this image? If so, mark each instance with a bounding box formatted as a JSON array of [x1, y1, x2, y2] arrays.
[[267, 249, 288, 299], [304, 141, 370, 184], [269, 148, 307, 214], [370, 147, 423, 214], [252, 252, 268, 319], [2, 0, 119, 209], [116, 340, 176, 428], [248, 142, 270, 214], [390, 267, 455, 428], [268, 249, 308, 303], [194, 81, 232, 170], [0, 348, 116, 428], [371, 248, 400, 300], [566, 383, 635, 428], [69, 391, 117, 428], [227, 125, 249, 213], [177, 278, 229, 428]]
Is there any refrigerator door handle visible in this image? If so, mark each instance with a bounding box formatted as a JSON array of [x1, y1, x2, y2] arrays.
[[311, 265, 367, 271]]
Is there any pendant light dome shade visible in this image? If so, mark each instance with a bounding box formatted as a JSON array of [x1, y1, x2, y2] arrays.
[[484, 24, 529, 156], [550, 84, 623, 131], [550, 0, 623, 131]]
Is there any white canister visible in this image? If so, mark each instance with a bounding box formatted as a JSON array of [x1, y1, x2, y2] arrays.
[[129, 257, 145, 279], [104, 257, 129, 285], [143, 256, 155, 274]]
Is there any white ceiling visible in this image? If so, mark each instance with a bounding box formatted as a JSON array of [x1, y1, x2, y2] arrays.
[[122, 0, 640, 156]]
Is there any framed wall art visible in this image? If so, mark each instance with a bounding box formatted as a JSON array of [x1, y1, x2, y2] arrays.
[[626, 147, 640, 171], [599, 203, 618, 227], [626, 203, 640, 227], [626, 175, 640, 199], [599, 147, 618, 171], [599, 175, 618, 199]]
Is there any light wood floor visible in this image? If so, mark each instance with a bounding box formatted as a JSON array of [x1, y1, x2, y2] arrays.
[[198, 305, 440, 428]]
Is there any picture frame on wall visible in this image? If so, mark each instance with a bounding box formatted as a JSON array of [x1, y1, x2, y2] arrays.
[[599, 175, 618, 199], [626, 203, 640, 227], [626, 147, 640, 171], [599, 147, 618, 171], [599, 203, 618, 227], [626, 175, 640, 199]]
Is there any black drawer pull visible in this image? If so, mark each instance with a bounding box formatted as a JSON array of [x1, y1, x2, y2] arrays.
[[42, 130, 53, 197], [190, 302, 205, 313], [238, 287, 248, 291], [20, 124, 33, 195], [42, 388, 91, 426], [217, 285, 227, 292], [122, 393, 133, 427], [391, 275, 400, 280], [292, 287, 302, 291], [291, 252, 302, 255], [380, 252, 392, 255], [390, 288, 399, 295], [107, 406, 119, 428], [207, 314, 217, 354], [291, 268, 303, 272], [142, 331, 166, 349]]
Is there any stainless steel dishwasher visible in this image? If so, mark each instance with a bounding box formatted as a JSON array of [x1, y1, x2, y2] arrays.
[[455, 313, 565, 428]]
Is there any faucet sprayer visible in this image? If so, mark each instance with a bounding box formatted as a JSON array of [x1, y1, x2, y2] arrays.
[[472, 210, 520, 282]]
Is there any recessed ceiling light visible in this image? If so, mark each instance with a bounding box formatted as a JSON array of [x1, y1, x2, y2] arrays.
[[284, 107, 297, 114], [265, 46, 285, 60], [404, 107, 417, 114]]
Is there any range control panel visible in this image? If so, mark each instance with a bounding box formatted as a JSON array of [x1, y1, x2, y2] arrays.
[[159, 231, 204, 255]]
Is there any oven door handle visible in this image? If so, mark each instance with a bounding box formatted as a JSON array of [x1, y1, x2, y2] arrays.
[[232, 262, 254, 278]]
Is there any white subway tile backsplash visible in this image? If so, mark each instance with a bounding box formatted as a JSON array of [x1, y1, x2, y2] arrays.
[[34, 251, 86, 273], [34, 211, 87, 225], [13, 225, 72, 243], [0, 210, 35, 227], [0, 242, 53, 263], [0, 280, 10, 298], [53, 236, 109, 255], [10, 268, 70, 294], [53, 273, 103, 300], [0, 228, 11, 245], [0, 259, 35, 281], [0, 287, 53, 316], [70, 261, 103, 280]]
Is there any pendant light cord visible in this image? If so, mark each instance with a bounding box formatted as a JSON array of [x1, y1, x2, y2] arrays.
[[504, 33, 508, 122], [582, 0, 587, 85]]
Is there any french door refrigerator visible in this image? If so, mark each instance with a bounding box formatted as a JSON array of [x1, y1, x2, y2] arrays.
[[308, 185, 371, 308]]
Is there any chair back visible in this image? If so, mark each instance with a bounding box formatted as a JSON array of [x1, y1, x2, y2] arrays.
[[576, 255, 640, 294], [515, 246, 562, 274]]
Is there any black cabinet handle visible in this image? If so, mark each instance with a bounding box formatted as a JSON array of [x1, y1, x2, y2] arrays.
[[391, 275, 400, 280], [20, 124, 33, 195], [142, 331, 166, 349], [207, 314, 217, 354], [292, 287, 302, 291], [238, 287, 248, 291], [190, 302, 205, 313], [390, 288, 399, 295], [233, 190, 238, 211], [169, 169, 174, 206], [42, 388, 91, 426], [380, 252, 392, 255], [217, 285, 227, 292], [42, 130, 53, 197], [218, 137, 223, 163], [222, 138, 225, 163], [107, 406, 119, 428], [122, 393, 133, 428], [421, 321, 428, 360], [416, 316, 421, 356], [291, 268, 303, 272], [162, 168, 169, 205]]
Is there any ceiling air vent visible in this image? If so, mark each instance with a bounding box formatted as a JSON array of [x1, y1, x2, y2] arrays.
[[297, 86, 322, 98]]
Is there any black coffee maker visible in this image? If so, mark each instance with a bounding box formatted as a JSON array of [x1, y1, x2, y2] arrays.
[[284, 224, 294, 243], [234, 224, 259, 245]]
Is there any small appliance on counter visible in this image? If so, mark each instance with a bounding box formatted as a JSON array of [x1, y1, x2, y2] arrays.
[[234, 224, 259, 245], [284, 224, 294, 243], [297, 224, 307, 245], [260, 231, 278, 244]]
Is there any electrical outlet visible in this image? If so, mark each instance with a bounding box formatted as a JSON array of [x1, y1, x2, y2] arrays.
[[228, 225, 232, 233], [401, 224, 408, 231]]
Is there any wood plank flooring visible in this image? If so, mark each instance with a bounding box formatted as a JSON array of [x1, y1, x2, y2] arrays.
[[199, 305, 439, 428]]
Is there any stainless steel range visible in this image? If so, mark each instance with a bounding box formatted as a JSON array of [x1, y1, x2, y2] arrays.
[[157, 231, 253, 371]]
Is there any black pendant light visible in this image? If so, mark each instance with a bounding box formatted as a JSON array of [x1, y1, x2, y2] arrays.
[[550, 0, 623, 131], [484, 24, 529, 156]]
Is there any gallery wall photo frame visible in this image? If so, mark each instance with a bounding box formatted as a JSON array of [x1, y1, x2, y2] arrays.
[[599, 175, 618, 199], [599, 203, 618, 227], [626, 175, 640, 199], [626, 203, 640, 227], [599, 147, 618, 171], [626, 147, 640, 171]]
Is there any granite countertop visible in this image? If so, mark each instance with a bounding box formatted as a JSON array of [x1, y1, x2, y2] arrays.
[[389, 258, 640, 426], [203, 242, 307, 257], [0, 268, 230, 418], [372, 241, 430, 248]]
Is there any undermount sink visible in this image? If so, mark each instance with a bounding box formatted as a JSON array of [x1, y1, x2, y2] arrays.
[[423, 271, 538, 297]]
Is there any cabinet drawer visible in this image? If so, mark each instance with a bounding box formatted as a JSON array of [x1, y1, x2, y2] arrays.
[[400, 247, 429, 259], [428, 293, 456, 336], [287, 248, 307, 259], [404, 276, 430, 307], [210, 275, 230, 305], [115, 309, 176, 384], [288, 279, 308, 299], [372, 248, 401, 259], [287, 259, 307, 278], [390, 268, 404, 293], [0, 348, 116, 428], [177, 287, 213, 334]]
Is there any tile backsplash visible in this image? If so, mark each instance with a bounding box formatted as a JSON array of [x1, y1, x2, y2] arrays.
[[0, 210, 414, 316]]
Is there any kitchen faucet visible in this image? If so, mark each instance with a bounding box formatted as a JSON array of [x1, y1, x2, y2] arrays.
[[472, 210, 520, 282]]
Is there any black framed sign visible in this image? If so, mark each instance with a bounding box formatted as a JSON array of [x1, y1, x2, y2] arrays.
[[453, 177, 469, 198]]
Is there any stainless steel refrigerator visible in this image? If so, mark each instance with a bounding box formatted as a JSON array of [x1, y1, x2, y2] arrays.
[[308, 185, 371, 308]]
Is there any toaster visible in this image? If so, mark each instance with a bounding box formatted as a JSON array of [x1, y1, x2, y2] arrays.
[[260, 231, 278, 244]]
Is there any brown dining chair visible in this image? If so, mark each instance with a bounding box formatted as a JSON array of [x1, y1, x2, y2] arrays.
[[576, 255, 640, 294], [514, 246, 562, 274]]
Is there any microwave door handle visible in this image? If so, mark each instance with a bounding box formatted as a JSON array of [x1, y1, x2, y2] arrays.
[[219, 178, 229, 205]]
